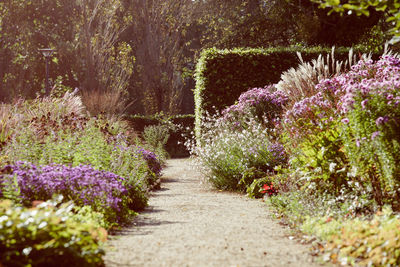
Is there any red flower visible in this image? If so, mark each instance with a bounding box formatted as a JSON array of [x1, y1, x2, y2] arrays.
[[262, 184, 270, 191], [261, 183, 278, 196]]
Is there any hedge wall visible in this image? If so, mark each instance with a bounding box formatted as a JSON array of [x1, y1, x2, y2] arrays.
[[194, 46, 372, 140], [128, 114, 194, 158]]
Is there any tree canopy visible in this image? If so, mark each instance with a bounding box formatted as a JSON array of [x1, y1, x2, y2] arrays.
[[313, 0, 400, 43]]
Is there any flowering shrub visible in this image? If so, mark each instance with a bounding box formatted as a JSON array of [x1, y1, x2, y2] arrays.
[[340, 57, 400, 205], [281, 84, 350, 196], [194, 112, 287, 191], [0, 162, 136, 225], [283, 91, 334, 142], [221, 85, 288, 131], [312, 56, 400, 205]]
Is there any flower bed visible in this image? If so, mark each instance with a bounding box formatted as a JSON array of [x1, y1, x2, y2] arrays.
[[195, 53, 400, 265]]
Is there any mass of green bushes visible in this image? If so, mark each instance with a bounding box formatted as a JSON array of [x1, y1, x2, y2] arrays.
[[0, 92, 164, 265], [0, 197, 106, 267], [194, 46, 375, 140]]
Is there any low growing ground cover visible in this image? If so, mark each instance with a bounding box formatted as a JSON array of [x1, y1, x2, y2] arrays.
[[193, 51, 400, 266], [0, 91, 163, 266]]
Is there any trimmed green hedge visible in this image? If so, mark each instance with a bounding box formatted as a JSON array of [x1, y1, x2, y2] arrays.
[[128, 114, 194, 158], [194, 46, 371, 140]]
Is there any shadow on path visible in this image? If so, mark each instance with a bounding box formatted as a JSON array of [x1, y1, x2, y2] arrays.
[[112, 214, 183, 237]]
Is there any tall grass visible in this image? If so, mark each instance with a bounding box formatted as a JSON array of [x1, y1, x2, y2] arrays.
[[80, 89, 133, 118], [26, 90, 85, 119]]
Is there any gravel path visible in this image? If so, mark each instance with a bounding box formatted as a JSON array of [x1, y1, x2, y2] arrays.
[[105, 158, 323, 267]]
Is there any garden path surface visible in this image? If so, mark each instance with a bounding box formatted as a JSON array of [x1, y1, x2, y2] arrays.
[[104, 158, 323, 267]]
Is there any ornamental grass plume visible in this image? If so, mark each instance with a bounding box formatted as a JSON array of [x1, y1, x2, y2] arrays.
[[24, 90, 85, 120], [80, 89, 133, 118], [276, 48, 372, 108]]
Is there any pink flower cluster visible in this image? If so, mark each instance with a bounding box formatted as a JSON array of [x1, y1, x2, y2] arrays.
[[221, 85, 288, 127], [283, 91, 334, 139], [315, 56, 400, 113], [283, 55, 400, 140]]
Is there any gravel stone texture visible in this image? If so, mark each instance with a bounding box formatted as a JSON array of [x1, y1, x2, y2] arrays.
[[104, 158, 323, 267]]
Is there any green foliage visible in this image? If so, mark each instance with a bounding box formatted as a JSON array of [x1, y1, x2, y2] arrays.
[[341, 91, 400, 206], [0, 121, 12, 150], [301, 207, 400, 266], [73, 205, 108, 230], [50, 76, 75, 98], [326, 207, 400, 266], [143, 124, 171, 160], [289, 119, 350, 196], [269, 190, 336, 228], [301, 216, 344, 241], [0, 198, 105, 267], [129, 114, 195, 158], [194, 46, 366, 140]]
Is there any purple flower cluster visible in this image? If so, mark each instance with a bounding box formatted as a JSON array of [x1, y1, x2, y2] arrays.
[[222, 85, 288, 127], [283, 91, 334, 138], [236, 85, 288, 107], [267, 142, 288, 166], [315, 56, 400, 113], [0, 162, 129, 213], [137, 148, 162, 176], [286, 92, 332, 118], [283, 55, 400, 141]]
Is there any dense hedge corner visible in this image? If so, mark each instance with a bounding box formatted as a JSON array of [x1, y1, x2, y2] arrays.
[[193, 46, 371, 141]]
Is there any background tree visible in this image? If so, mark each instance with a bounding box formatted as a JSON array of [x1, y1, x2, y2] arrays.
[[74, 0, 134, 94], [313, 0, 400, 44], [122, 0, 197, 115], [0, 0, 133, 110], [0, 1, 76, 100]]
